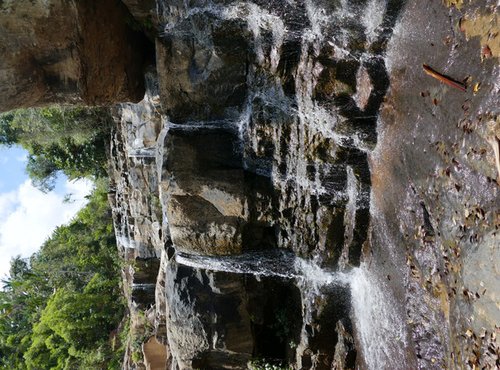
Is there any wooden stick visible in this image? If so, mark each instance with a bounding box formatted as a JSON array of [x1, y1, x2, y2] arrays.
[[422, 64, 467, 92]]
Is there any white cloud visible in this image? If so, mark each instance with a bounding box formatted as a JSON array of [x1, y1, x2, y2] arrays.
[[0, 190, 17, 220], [0, 179, 93, 280], [65, 178, 94, 200]]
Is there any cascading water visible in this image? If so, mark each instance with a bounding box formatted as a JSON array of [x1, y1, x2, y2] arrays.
[[146, 0, 477, 368], [176, 251, 407, 369], [127, 147, 157, 158], [176, 250, 350, 287], [350, 266, 409, 370]]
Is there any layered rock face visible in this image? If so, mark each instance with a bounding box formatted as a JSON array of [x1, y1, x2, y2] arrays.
[[106, 0, 499, 369], [107, 0, 499, 368], [150, 1, 388, 367], [5, 0, 497, 368], [0, 0, 150, 111]]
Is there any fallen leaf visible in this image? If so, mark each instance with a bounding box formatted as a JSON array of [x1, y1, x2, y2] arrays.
[[481, 45, 492, 60]]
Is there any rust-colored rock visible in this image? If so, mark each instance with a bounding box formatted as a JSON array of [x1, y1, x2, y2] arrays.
[[142, 336, 169, 370], [0, 0, 147, 112]]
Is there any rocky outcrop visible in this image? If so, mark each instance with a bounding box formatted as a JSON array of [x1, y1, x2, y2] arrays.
[[164, 258, 303, 369], [102, 0, 499, 369], [108, 72, 169, 369], [0, 1, 479, 370], [0, 0, 150, 112]]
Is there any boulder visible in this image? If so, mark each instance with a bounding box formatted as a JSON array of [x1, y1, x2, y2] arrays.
[[0, 0, 148, 112]]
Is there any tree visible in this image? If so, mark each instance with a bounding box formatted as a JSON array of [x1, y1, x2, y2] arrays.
[[4, 107, 110, 147], [0, 112, 21, 146], [0, 256, 49, 370], [0, 183, 125, 369], [25, 152, 60, 193], [25, 279, 123, 370], [0, 106, 111, 192]]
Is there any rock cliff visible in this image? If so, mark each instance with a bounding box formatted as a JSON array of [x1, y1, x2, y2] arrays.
[[108, 0, 499, 368], [0, 0, 151, 111], [3, 0, 499, 369]]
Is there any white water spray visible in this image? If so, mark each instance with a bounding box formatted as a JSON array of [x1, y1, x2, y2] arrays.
[[350, 265, 409, 370], [175, 250, 349, 287], [176, 251, 407, 369]]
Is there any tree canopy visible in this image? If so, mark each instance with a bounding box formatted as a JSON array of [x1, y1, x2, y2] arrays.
[[0, 183, 126, 370], [0, 106, 111, 192], [0, 105, 125, 368]]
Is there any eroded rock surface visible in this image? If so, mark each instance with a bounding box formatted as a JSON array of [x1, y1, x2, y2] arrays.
[[0, 0, 149, 112], [102, 0, 499, 369]]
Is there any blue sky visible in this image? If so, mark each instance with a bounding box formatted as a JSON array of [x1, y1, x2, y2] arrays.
[[0, 146, 27, 192], [0, 146, 92, 280]]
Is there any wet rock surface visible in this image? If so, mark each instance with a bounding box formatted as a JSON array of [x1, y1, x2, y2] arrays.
[[371, 1, 499, 368], [4, 0, 500, 369], [66, 0, 500, 368]]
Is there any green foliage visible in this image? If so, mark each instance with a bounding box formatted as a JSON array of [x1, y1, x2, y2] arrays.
[[149, 193, 162, 221], [2, 106, 110, 147], [127, 308, 154, 366], [0, 112, 21, 145], [0, 106, 111, 192], [31, 182, 117, 291], [0, 183, 125, 370]]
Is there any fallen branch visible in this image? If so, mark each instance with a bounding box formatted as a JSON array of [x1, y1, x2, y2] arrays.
[[422, 64, 467, 92]]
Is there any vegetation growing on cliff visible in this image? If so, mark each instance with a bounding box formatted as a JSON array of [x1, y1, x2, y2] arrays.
[[0, 182, 126, 370]]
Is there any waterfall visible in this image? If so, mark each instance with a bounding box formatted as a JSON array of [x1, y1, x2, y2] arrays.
[[154, 0, 414, 367], [350, 265, 409, 370], [177, 251, 407, 369], [175, 250, 297, 279], [127, 147, 157, 158], [176, 250, 350, 287]]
